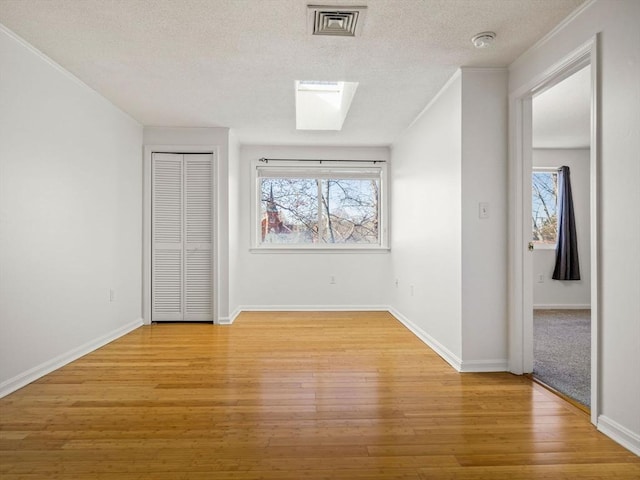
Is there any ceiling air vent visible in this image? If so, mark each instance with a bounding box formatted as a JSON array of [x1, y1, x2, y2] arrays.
[[307, 5, 367, 37]]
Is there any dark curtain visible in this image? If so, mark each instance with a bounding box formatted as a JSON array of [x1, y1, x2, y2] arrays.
[[553, 166, 581, 280]]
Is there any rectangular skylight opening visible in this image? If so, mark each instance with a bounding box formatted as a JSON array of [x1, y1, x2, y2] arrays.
[[297, 80, 341, 91], [295, 80, 358, 131]]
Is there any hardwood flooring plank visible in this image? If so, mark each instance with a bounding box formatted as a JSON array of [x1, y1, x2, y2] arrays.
[[1, 311, 637, 479]]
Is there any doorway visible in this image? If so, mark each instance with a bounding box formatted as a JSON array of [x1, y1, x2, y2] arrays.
[[151, 153, 215, 322], [143, 146, 219, 325], [509, 38, 599, 424], [530, 65, 592, 409]]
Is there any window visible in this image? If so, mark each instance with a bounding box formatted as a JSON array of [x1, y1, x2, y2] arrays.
[[252, 160, 388, 250], [532, 169, 558, 247]]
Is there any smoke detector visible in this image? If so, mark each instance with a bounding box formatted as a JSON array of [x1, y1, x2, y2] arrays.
[[471, 31, 496, 48], [307, 5, 367, 37]]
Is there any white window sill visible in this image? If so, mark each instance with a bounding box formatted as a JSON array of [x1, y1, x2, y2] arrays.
[[250, 246, 390, 254], [533, 243, 557, 250]]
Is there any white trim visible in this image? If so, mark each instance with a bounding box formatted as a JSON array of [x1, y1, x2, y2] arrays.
[[459, 359, 509, 373], [223, 306, 394, 325], [236, 305, 390, 313], [0, 24, 140, 126], [507, 93, 534, 375], [588, 36, 601, 428], [0, 318, 143, 399], [597, 415, 640, 456], [508, 35, 600, 425], [388, 308, 462, 372], [249, 247, 390, 254], [250, 159, 389, 251], [220, 308, 243, 325], [510, 39, 593, 100], [143, 145, 220, 325], [227, 306, 509, 374], [532, 244, 556, 250], [389, 308, 507, 373], [224, 306, 391, 325], [533, 304, 591, 310], [509, 0, 597, 72]]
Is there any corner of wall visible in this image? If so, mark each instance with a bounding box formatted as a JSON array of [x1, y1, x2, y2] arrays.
[[0, 318, 142, 399], [597, 415, 640, 456], [388, 308, 462, 372], [459, 67, 509, 364]]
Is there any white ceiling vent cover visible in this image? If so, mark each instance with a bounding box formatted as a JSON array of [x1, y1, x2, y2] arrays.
[[308, 5, 367, 37]]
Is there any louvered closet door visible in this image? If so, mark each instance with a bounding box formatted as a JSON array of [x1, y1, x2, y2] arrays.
[[184, 154, 213, 321], [152, 153, 183, 321], [152, 153, 214, 322]]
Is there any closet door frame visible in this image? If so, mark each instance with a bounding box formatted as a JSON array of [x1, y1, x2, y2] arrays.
[[143, 145, 219, 325]]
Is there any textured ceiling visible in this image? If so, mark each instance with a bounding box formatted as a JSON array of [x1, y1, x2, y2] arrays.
[[0, 0, 586, 146]]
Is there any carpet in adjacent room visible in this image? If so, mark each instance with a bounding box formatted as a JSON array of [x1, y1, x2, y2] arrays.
[[533, 309, 591, 407]]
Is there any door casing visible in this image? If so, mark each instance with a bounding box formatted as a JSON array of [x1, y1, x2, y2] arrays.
[[143, 145, 220, 325], [508, 36, 600, 425]]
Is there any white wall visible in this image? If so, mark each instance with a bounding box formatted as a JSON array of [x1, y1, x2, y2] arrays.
[[234, 145, 391, 313], [390, 72, 463, 363], [532, 149, 590, 308], [460, 68, 509, 368], [509, 0, 640, 453], [390, 69, 509, 370], [142, 126, 231, 321], [0, 26, 143, 395]]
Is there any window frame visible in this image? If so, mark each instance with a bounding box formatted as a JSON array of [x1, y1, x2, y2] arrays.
[[250, 159, 389, 252], [531, 167, 559, 250]]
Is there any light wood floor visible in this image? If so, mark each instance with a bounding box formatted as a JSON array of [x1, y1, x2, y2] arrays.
[[1, 311, 638, 479]]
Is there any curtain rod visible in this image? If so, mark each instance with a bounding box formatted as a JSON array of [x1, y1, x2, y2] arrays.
[[258, 157, 385, 164], [532, 166, 562, 171]]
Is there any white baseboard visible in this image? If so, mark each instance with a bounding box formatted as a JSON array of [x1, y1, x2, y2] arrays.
[[388, 307, 463, 372], [236, 304, 390, 312], [227, 306, 507, 373], [227, 307, 244, 324], [388, 308, 507, 373], [598, 415, 640, 456], [0, 318, 143, 399], [533, 304, 591, 309], [222, 305, 391, 326], [459, 359, 509, 372], [217, 309, 239, 325]]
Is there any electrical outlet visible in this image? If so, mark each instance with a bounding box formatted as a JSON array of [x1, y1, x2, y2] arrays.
[[329, 275, 336, 285], [109, 289, 116, 302], [537, 274, 544, 283]]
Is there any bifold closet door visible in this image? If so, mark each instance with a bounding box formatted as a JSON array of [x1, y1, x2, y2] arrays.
[[152, 153, 214, 321]]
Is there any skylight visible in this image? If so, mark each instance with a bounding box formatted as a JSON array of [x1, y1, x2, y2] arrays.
[[295, 80, 358, 130]]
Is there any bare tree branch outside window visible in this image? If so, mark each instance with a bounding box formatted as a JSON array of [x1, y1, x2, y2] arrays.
[[260, 177, 380, 245], [532, 171, 558, 245]]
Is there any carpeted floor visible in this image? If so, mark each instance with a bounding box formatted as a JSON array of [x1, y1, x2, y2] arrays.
[[533, 309, 591, 407]]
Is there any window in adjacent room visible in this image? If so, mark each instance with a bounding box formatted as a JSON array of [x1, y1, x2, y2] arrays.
[[252, 160, 388, 251], [532, 168, 559, 247]]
